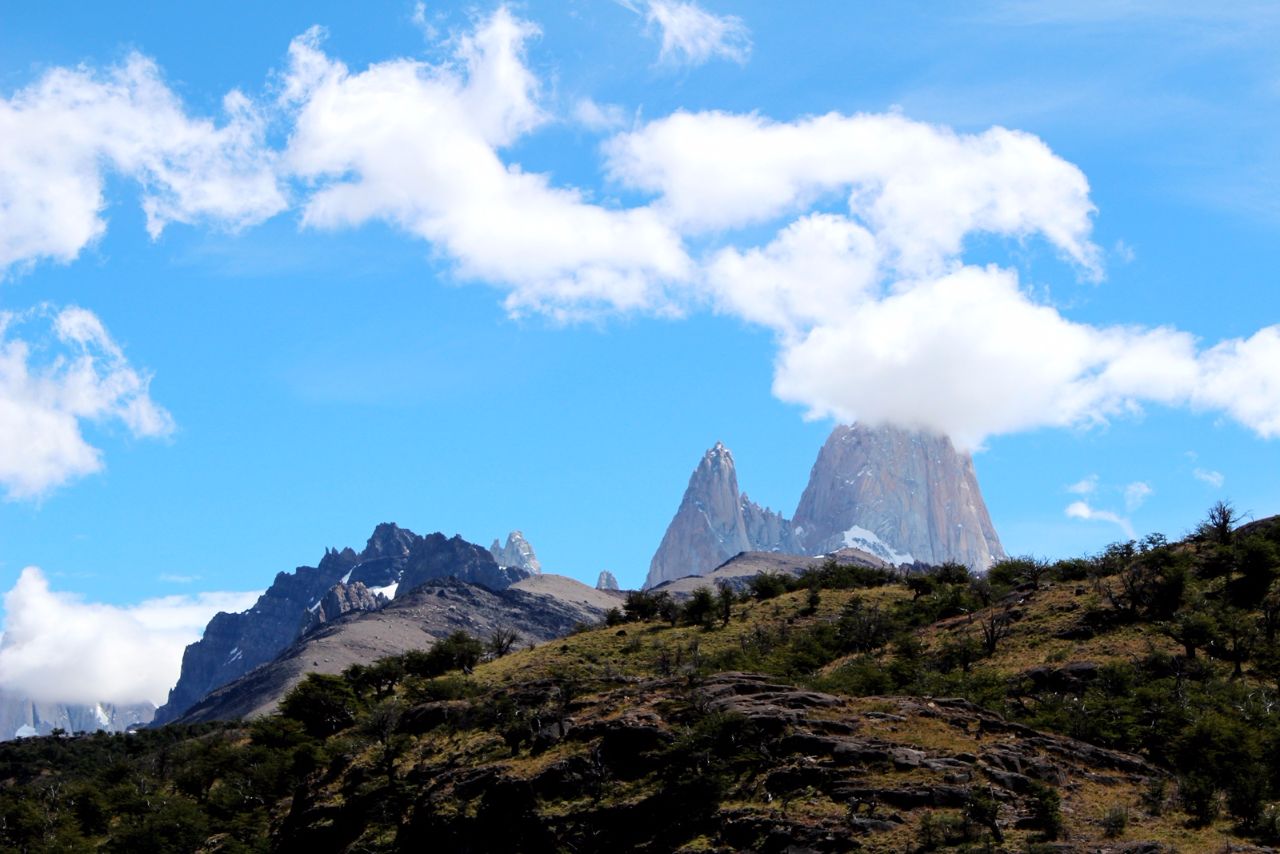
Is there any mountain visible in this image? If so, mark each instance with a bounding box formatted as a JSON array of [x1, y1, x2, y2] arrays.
[[645, 442, 798, 588], [0, 693, 154, 740], [490, 530, 541, 573], [646, 424, 1004, 587], [792, 423, 1005, 569], [171, 577, 606, 725], [595, 570, 619, 591], [154, 524, 533, 725]]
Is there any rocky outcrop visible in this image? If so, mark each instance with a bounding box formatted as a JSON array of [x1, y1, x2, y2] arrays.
[[792, 423, 1004, 569], [400, 533, 530, 596], [490, 531, 541, 574], [277, 671, 1163, 851], [646, 443, 796, 588], [305, 581, 384, 632], [647, 425, 1005, 588], [0, 692, 154, 740], [596, 570, 619, 591]]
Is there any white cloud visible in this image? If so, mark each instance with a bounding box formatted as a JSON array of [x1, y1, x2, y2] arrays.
[[0, 306, 173, 500], [641, 1, 751, 67], [1124, 481, 1153, 511], [1194, 467, 1225, 488], [605, 111, 1101, 274], [0, 54, 285, 274], [1067, 474, 1098, 494], [4, 10, 1280, 449], [1066, 500, 1136, 540], [573, 98, 628, 132], [0, 567, 259, 705], [282, 11, 691, 320]]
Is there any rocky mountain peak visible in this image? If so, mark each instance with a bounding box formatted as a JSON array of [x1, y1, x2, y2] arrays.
[[647, 425, 1006, 588], [792, 423, 1004, 570], [596, 570, 619, 591], [361, 523, 417, 561], [645, 441, 792, 589], [490, 530, 541, 574]]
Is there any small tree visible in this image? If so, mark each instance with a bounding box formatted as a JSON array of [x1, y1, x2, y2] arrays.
[[280, 673, 359, 737], [716, 582, 734, 627], [487, 628, 519, 659], [979, 605, 1013, 655]]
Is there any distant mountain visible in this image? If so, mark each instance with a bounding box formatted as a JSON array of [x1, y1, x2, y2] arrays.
[[490, 530, 541, 573], [171, 577, 606, 725], [154, 524, 533, 725], [0, 693, 153, 740], [645, 424, 1004, 588]]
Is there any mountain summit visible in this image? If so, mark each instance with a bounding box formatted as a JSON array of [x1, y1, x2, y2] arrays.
[[645, 424, 1004, 587], [793, 423, 1004, 569], [645, 442, 798, 588]]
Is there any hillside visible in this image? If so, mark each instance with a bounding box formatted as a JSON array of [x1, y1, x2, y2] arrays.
[[1, 507, 1279, 851]]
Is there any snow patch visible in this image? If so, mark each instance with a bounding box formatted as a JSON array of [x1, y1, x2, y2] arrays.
[[94, 703, 110, 728], [841, 525, 915, 565], [14, 724, 37, 739], [370, 582, 398, 600], [341, 569, 353, 585], [226, 646, 243, 664]]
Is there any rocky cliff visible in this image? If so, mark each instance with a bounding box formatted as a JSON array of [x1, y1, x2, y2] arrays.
[[646, 425, 1004, 587], [596, 570, 619, 591], [792, 423, 1004, 569], [645, 443, 799, 588], [154, 524, 533, 725]]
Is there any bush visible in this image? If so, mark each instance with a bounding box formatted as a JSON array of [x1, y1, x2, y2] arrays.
[[1028, 782, 1063, 840]]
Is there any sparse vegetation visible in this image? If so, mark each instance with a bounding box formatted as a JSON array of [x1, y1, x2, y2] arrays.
[[2, 505, 1280, 850]]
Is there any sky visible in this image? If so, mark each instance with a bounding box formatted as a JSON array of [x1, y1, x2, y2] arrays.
[[1, 0, 1279, 705]]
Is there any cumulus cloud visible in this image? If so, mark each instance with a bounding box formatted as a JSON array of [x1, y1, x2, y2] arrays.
[[282, 11, 690, 319], [642, 1, 751, 67], [0, 54, 285, 273], [1066, 500, 1136, 540], [1194, 467, 1225, 488], [0, 567, 259, 705], [0, 306, 173, 499], [3, 7, 1279, 448]]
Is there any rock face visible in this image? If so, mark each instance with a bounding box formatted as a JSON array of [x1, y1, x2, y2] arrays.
[[154, 524, 533, 725], [792, 424, 1005, 569], [646, 443, 800, 589], [596, 570, 619, 591], [490, 531, 541, 573], [646, 425, 1004, 588], [0, 693, 154, 740]]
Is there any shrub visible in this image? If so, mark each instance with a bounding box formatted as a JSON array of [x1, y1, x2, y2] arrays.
[[1101, 805, 1128, 838], [279, 673, 359, 738]]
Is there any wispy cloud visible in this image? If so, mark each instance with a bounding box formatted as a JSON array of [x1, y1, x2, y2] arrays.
[[1124, 481, 1153, 511], [1066, 500, 1136, 540], [1194, 467, 1225, 488], [1067, 474, 1098, 494], [618, 0, 750, 67]]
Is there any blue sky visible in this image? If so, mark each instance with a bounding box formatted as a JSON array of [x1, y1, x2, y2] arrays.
[[1, 1, 1278, 703]]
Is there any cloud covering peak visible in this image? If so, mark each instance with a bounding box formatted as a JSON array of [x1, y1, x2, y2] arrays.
[[0, 6, 1277, 450]]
